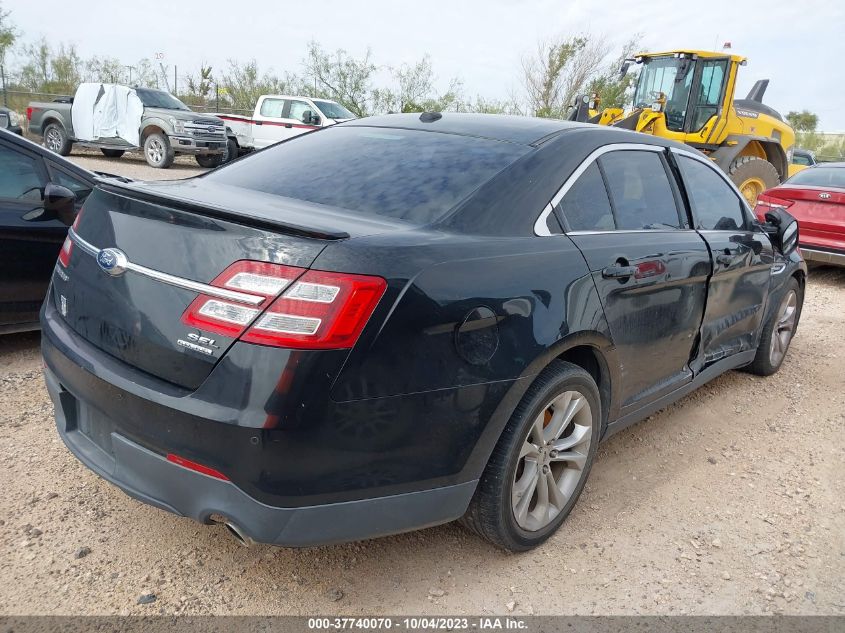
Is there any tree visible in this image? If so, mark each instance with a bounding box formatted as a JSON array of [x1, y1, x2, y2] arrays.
[[371, 55, 462, 113], [522, 35, 609, 118], [0, 1, 16, 67], [587, 36, 641, 109], [304, 42, 375, 117], [220, 59, 298, 111], [186, 63, 214, 100], [786, 110, 818, 133]]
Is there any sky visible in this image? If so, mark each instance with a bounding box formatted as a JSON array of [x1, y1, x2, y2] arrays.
[[4, 0, 845, 131]]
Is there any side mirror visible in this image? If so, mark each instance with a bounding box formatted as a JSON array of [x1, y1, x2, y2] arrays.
[[0, 112, 8, 128], [762, 208, 799, 255], [619, 61, 632, 79], [301, 110, 320, 125], [44, 183, 78, 226]]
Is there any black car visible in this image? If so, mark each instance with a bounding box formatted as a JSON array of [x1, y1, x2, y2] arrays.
[[0, 106, 24, 135], [40, 114, 806, 551], [0, 128, 97, 333]]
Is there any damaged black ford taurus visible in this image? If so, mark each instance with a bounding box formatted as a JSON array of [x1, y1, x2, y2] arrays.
[[41, 113, 806, 551]]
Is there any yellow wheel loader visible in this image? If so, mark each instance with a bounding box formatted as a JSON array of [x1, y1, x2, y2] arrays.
[[568, 50, 795, 205]]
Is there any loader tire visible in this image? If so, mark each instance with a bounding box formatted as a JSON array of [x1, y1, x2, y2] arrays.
[[729, 156, 780, 207]]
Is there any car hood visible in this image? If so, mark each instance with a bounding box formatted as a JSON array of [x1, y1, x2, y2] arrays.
[[143, 108, 224, 124]]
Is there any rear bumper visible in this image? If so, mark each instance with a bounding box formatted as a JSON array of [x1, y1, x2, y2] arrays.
[[800, 245, 845, 267], [44, 365, 476, 546]]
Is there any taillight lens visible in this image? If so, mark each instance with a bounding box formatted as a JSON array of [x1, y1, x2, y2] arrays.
[[242, 269, 387, 349], [181, 261, 386, 349], [58, 236, 73, 267], [755, 194, 794, 215], [58, 209, 84, 268], [181, 260, 305, 337]]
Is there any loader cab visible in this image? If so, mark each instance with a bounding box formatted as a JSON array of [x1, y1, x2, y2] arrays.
[[631, 52, 737, 138]]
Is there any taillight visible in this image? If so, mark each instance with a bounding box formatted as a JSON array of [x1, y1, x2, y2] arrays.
[[58, 209, 84, 268], [181, 260, 305, 337], [166, 453, 229, 481], [242, 269, 386, 349], [26, 107, 33, 121], [58, 237, 73, 267], [181, 261, 386, 349]]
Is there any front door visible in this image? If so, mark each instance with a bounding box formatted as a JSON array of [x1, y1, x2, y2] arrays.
[[673, 151, 774, 368], [0, 139, 65, 328], [554, 146, 711, 409], [252, 97, 292, 148]]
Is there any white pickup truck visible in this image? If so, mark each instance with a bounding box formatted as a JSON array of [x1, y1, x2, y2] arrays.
[[216, 95, 356, 161]]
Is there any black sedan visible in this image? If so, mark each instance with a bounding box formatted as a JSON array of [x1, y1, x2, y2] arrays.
[[0, 128, 97, 333], [40, 114, 805, 551]]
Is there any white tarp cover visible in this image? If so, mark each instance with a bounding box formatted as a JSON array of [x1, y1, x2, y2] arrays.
[[71, 83, 144, 146]]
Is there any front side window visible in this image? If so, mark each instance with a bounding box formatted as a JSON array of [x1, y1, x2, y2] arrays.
[[791, 153, 812, 166], [599, 151, 683, 229], [0, 144, 44, 200], [633, 57, 695, 133], [677, 155, 748, 230], [288, 100, 311, 122], [206, 126, 529, 224], [259, 98, 286, 118]]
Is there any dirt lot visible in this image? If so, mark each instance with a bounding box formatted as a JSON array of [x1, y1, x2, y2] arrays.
[[0, 152, 843, 616]]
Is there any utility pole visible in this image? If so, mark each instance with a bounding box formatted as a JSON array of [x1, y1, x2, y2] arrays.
[[0, 63, 6, 107], [125, 65, 136, 85], [174, 66, 177, 97]]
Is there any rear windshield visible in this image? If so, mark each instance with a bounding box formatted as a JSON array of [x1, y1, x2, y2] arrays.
[[787, 167, 845, 188], [205, 126, 529, 224]]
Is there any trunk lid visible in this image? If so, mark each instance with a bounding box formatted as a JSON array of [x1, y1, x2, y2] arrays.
[[56, 182, 405, 390], [766, 185, 845, 247]]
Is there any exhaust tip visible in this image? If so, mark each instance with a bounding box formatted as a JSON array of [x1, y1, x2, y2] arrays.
[[223, 522, 254, 547]]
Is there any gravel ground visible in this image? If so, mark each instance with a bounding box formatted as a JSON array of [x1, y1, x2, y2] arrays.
[[64, 146, 205, 181], [0, 153, 843, 615]]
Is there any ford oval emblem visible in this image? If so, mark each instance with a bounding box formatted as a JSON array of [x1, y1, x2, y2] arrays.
[[97, 248, 128, 276]]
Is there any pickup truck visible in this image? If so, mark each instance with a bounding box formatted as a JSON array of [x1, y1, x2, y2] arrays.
[[27, 84, 227, 169], [215, 95, 355, 161]]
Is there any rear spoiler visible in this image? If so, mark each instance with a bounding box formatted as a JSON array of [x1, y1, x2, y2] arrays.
[[97, 181, 351, 241]]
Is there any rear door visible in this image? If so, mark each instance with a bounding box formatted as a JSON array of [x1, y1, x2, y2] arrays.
[[555, 145, 711, 409], [251, 97, 291, 148], [673, 150, 774, 367], [0, 137, 65, 328]]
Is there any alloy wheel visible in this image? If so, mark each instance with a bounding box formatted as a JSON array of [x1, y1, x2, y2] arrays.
[[146, 139, 164, 164], [46, 128, 62, 152], [511, 390, 593, 531], [769, 290, 798, 366]]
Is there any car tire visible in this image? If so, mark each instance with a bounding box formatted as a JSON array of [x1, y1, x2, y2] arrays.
[[745, 277, 802, 376], [729, 156, 780, 207], [460, 360, 601, 551], [100, 148, 125, 158], [224, 137, 238, 163], [43, 123, 72, 156], [143, 132, 175, 169], [195, 153, 224, 168]]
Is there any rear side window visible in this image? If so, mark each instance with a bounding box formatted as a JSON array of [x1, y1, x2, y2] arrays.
[[555, 163, 614, 231], [207, 127, 529, 224], [787, 166, 845, 187], [677, 155, 748, 230], [599, 151, 683, 229], [259, 98, 286, 118]]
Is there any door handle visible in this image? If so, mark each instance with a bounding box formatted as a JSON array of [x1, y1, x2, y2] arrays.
[[285, 123, 293, 128], [254, 121, 263, 125], [602, 264, 638, 279]]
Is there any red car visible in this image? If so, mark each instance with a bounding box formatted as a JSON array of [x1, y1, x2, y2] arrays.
[[755, 163, 845, 266]]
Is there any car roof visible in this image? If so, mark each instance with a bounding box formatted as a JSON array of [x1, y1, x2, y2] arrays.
[[341, 112, 593, 145], [340, 112, 703, 150]]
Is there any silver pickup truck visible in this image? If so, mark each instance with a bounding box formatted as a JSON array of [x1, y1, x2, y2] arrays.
[[27, 85, 227, 168]]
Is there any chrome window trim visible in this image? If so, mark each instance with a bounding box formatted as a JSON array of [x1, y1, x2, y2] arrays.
[[67, 228, 266, 306], [534, 142, 667, 237]]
